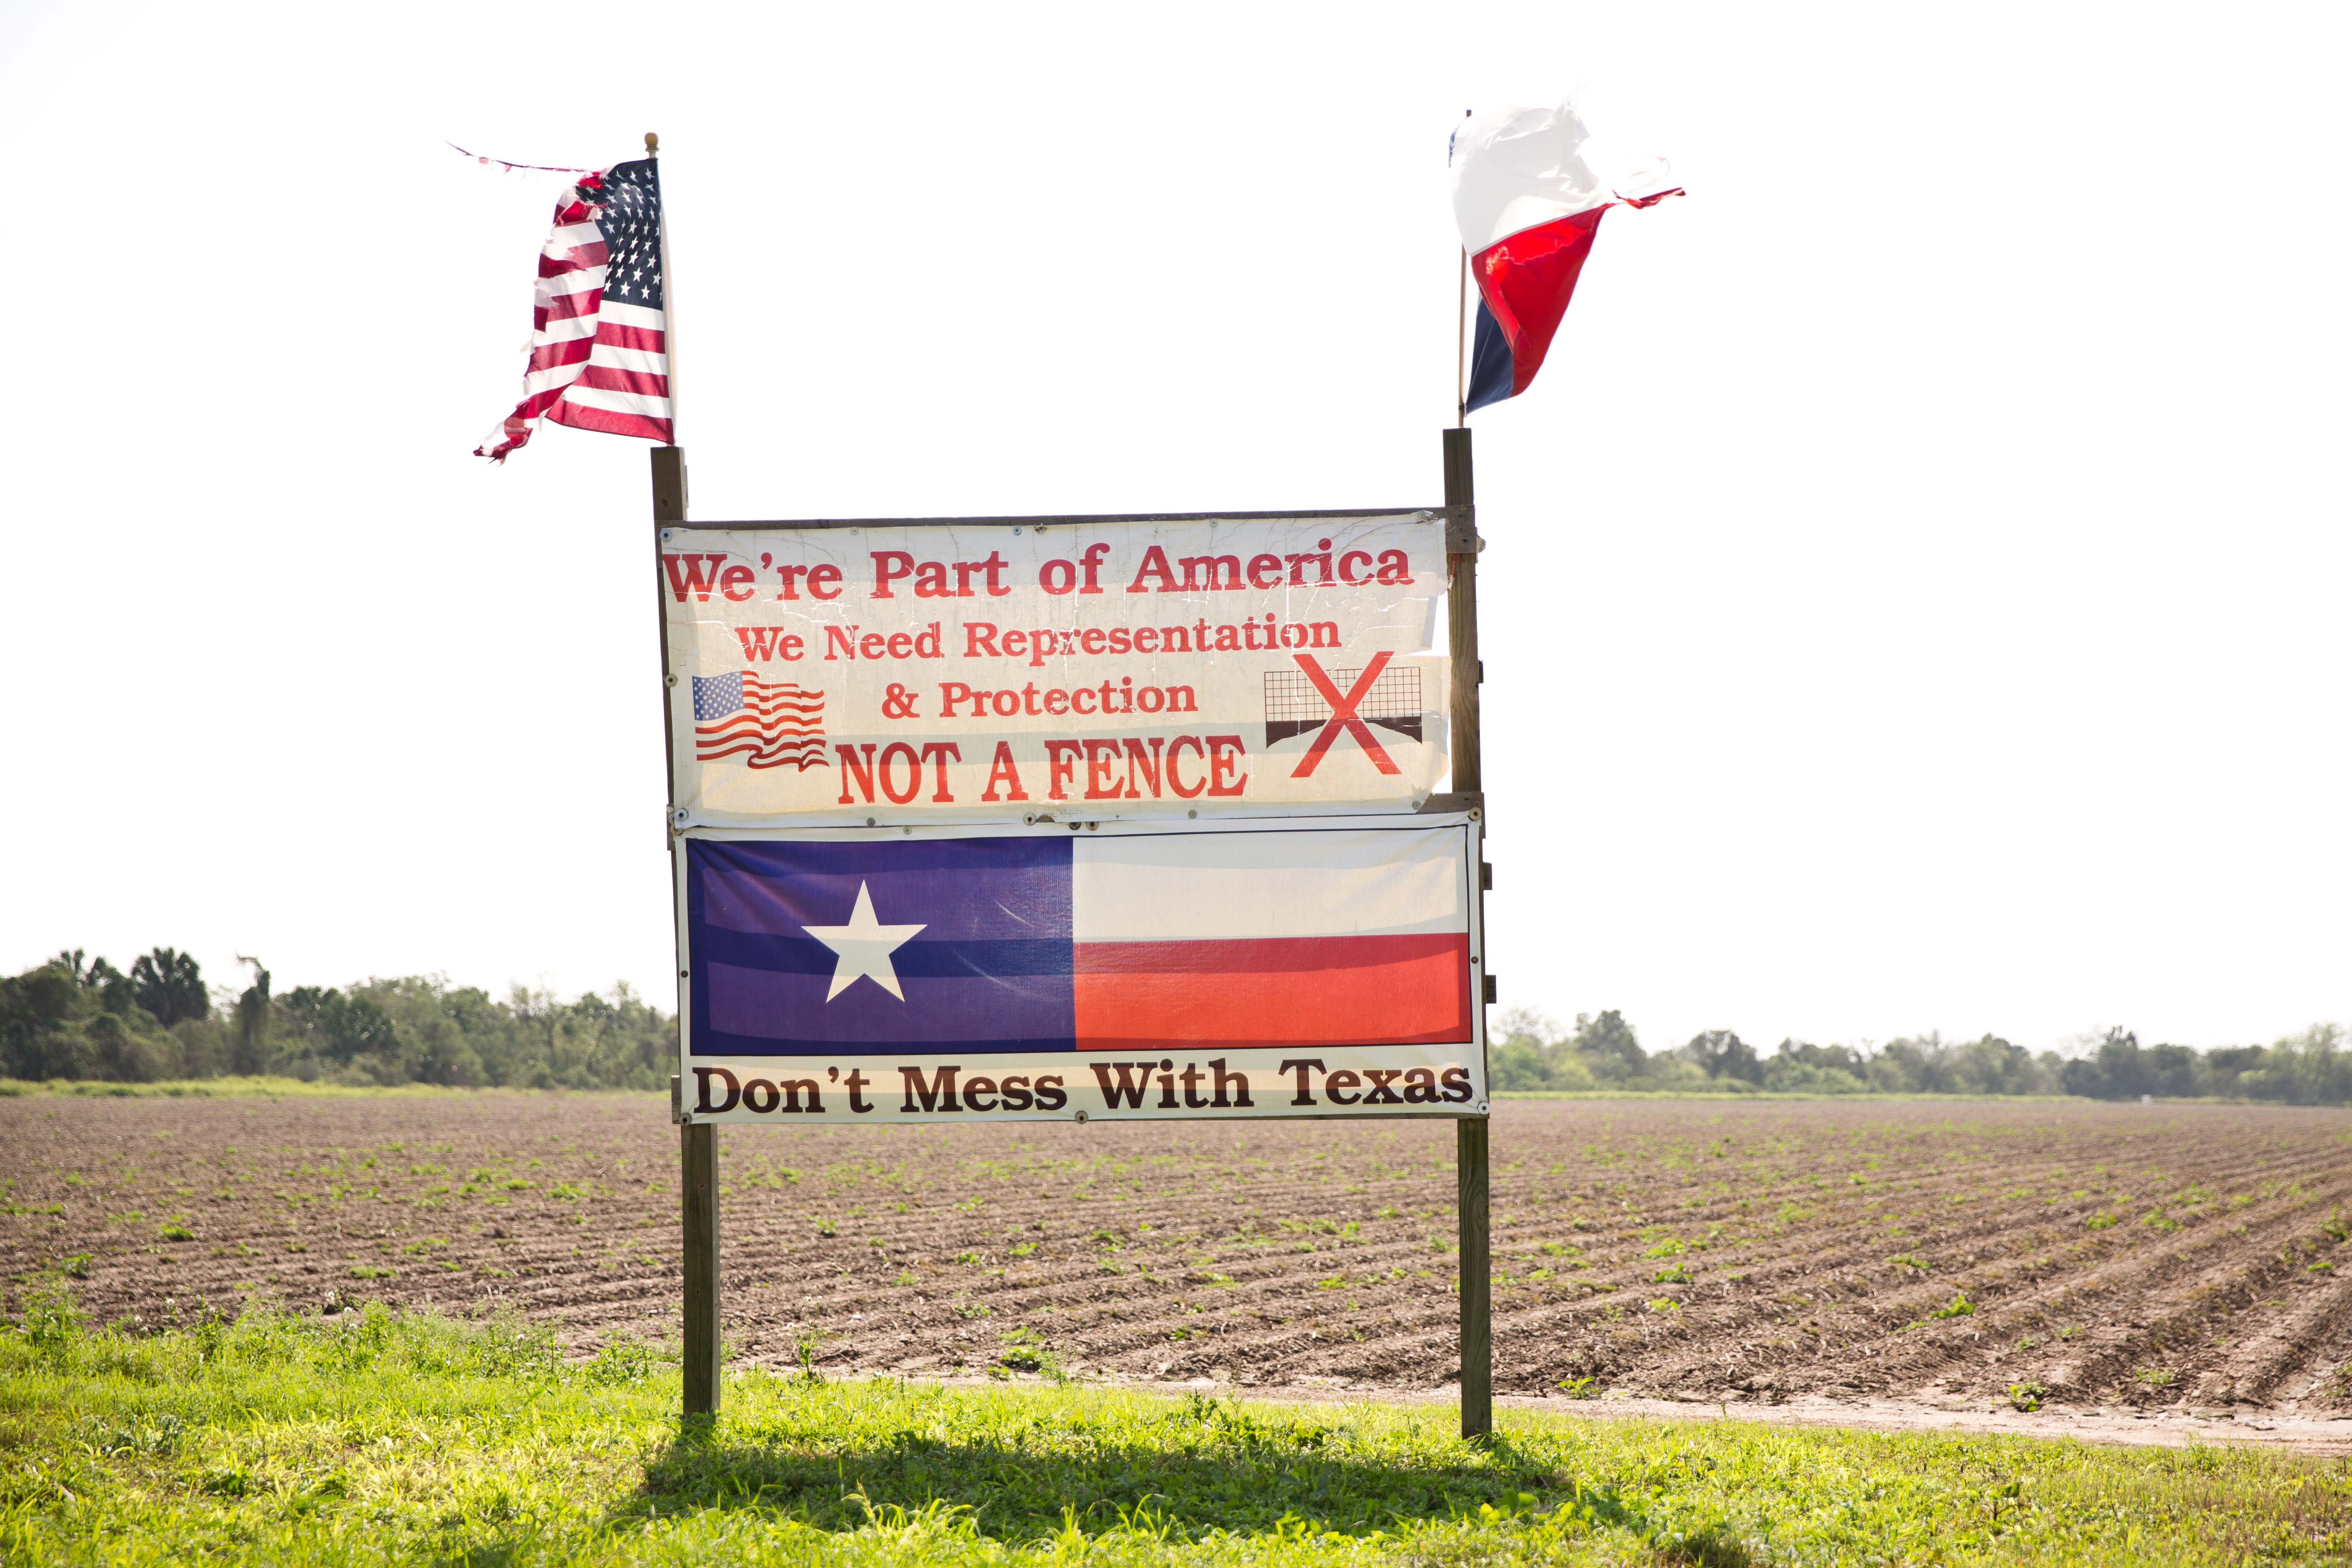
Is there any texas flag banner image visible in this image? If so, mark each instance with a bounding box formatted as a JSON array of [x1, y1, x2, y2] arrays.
[[681, 825, 1484, 1122], [1449, 100, 1680, 413]]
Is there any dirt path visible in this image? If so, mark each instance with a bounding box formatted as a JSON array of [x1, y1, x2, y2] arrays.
[[897, 1373, 2352, 1455]]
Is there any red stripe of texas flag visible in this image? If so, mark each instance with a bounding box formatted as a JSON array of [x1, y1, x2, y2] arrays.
[[1072, 933, 1471, 1049], [1470, 208, 1605, 402]]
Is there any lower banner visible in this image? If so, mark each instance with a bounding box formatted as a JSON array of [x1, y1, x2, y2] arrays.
[[677, 815, 1487, 1122]]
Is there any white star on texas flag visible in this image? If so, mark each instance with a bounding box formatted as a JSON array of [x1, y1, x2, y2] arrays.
[[801, 881, 926, 1001]]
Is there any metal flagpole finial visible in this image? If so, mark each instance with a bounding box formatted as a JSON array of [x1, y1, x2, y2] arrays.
[[645, 132, 659, 155]]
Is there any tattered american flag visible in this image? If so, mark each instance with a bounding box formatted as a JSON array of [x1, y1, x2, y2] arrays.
[[692, 672, 827, 770], [476, 158, 670, 461]]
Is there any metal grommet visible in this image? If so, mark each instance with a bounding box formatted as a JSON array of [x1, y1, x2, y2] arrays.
[[1072, 1109, 1088, 1124], [866, 817, 876, 828], [1187, 809, 1197, 819]]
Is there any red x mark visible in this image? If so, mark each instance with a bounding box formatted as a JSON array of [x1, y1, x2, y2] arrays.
[[1289, 652, 1402, 778]]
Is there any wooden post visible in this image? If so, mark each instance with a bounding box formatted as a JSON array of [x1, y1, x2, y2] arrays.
[[1445, 427, 1491, 1440], [1456, 1100, 1491, 1436], [1443, 430, 1480, 790], [1446, 453, 1493, 1442], [680, 1108, 721, 1417], [654, 448, 717, 1420], [652, 444, 688, 794]]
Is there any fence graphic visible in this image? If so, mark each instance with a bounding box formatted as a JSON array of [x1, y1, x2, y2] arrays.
[[1263, 665, 1423, 747]]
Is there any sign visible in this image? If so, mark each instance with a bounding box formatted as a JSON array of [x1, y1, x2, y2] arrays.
[[662, 509, 1484, 1125], [674, 815, 1487, 1124], [660, 512, 1452, 828]]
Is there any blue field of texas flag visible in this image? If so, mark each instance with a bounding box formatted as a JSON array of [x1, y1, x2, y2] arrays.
[[685, 828, 1473, 1056]]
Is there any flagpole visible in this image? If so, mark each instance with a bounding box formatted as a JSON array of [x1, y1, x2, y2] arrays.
[[1446, 110, 1488, 1444], [643, 128, 716, 1423], [1456, 109, 1471, 429], [1456, 248, 1468, 428], [1444, 426, 1490, 1441], [648, 131, 679, 447]]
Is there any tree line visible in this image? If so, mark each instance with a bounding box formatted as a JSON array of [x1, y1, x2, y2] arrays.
[[0, 949, 668, 1090], [1491, 1009, 2352, 1105], [3, 946, 2344, 1103]]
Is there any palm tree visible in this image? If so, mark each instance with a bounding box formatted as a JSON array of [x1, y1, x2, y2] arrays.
[[130, 948, 206, 1025], [233, 956, 272, 1075]]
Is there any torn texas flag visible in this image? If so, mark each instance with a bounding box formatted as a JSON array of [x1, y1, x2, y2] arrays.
[[1449, 101, 1680, 413]]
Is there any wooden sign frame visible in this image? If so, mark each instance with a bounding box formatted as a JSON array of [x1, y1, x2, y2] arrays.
[[649, 432, 1494, 1436]]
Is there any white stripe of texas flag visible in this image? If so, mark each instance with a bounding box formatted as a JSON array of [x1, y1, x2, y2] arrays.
[[1072, 830, 1465, 939]]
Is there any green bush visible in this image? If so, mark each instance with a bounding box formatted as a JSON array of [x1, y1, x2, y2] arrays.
[[1487, 1009, 2352, 1106]]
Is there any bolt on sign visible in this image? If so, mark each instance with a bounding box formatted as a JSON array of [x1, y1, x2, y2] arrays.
[[664, 511, 1487, 1125]]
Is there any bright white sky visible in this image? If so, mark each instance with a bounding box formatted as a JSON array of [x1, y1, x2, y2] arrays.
[[3, 3, 2344, 1058]]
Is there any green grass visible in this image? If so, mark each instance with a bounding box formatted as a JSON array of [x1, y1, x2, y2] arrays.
[[2, 1293, 2347, 1565]]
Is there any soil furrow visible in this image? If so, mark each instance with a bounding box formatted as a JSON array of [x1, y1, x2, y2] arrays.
[[10, 1094, 2351, 1412]]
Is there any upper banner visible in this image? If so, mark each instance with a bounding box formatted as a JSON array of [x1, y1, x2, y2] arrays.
[[661, 513, 1452, 825]]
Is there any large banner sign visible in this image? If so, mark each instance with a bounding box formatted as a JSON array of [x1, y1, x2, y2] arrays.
[[675, 817, 1487, 1123], [660, 512, 1451, 826], [663, 510, 1484, 1125]]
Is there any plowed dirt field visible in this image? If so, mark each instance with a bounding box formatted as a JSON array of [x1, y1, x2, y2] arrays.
[[8, 1094, 2350, 1416]]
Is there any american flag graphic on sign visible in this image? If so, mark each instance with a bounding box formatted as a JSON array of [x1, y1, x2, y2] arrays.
[[693, 673, 825, 770], [476, 158, 671, 461]]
